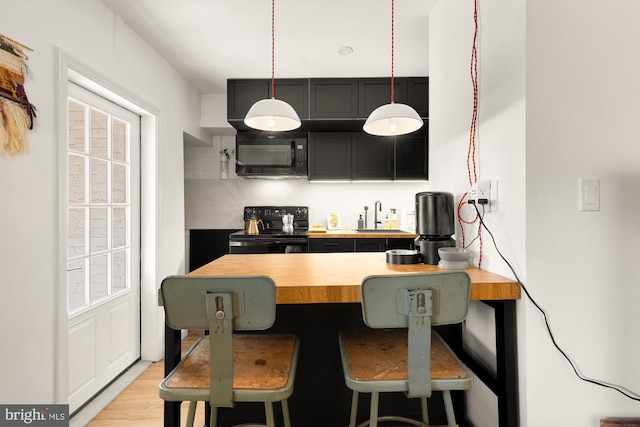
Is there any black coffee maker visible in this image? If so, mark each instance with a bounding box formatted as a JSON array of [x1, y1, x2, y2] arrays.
[[414, 191, 456, 264]]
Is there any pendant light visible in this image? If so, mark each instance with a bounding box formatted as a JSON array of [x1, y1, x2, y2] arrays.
[[244, 0, 301, 132], [363, 0, 424, 136]]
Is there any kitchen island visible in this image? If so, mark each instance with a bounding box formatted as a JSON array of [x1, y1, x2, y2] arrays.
[[164, 253, 520, 427]]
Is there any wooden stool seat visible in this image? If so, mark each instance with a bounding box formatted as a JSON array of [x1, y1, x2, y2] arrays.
[[159, 275, 299, 427], [341, 329, 469, 383], [164, 334, 297, 392], [338, 272, 474, 427]]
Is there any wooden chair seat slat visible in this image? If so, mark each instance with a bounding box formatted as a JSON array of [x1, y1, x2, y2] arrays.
[[342, 328, 469, 382], [165, 334, 296, 391]]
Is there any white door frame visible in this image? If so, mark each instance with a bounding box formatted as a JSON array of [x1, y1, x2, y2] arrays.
[[56, 49, 163, 404]]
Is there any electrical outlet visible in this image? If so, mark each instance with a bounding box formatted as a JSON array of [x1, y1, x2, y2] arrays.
[[477, 180, 491, 204], [469, 180, 498, 212], [468, 185, 478, 204]]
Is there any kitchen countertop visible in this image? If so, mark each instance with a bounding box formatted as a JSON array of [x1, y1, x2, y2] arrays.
[[189, 252, 519, 303], [308, 229, 418, 239]]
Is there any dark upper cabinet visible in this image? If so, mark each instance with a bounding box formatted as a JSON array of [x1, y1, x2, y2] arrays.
[[358, 78, 408, 118], [309, 131, 427, 181], [227, 79, 269, 121], [308, 133, 352, 180], [309, 79, 358, 119], [407, 77, 429, 117], [227, 79, 308, 129], [395, 128, 429, 180], [352, 133, 393, 180], [227, 77, 429, 181], [270, 79, 309, 120], [228, 77, 428, 131]]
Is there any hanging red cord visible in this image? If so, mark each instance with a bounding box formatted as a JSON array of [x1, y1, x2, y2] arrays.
[[271, 0, 275, 99], [467, 0, 479, 187], [458, 0, 482, 267], [391, 0, 395, 103]]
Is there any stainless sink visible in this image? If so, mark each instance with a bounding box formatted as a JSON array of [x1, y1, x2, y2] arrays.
[[354, 229, 410, 233]]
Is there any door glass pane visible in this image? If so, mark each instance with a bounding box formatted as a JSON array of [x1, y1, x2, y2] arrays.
[[112, 163, 126, 204], [68, 154, 86, 205], [112, 207, 126, 248], [90, 207, 108, 252], [112, 250, 127, 293], [68, 208, 86, 257], [68, 101, 86, 153], [90, 159, 108, 203], [90, 108, 108, 159], [112, 118, 127, 162], [67, 259, 87, 312], [90, 254, 109, 302], [67, 90, 136, 316]]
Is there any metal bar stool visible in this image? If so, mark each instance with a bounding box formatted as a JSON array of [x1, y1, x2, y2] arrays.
[[339, 272, 474, 427], [159, 275, 300, 427]]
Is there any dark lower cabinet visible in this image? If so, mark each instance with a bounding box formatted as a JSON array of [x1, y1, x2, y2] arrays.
[[308, 238, 354, 253], [310, 237, 415, 253], [354, 238, 386, 252], [188, 229, 239, 272]]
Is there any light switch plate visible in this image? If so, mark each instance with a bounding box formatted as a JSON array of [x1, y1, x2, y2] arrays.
[[579, 177, 600, 211]]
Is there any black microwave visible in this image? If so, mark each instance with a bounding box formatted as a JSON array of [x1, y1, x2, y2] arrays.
[[235, 134, 308, 177]]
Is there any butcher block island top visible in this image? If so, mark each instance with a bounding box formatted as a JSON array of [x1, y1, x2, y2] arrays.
[[189, 252, 520, 304]]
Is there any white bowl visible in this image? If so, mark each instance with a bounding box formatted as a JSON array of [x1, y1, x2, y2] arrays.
[[438, 247, 470, 262]]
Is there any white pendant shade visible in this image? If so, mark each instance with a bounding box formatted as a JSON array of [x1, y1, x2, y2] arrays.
[[244, 98, 301, 132], [363, 102, 424, 136]]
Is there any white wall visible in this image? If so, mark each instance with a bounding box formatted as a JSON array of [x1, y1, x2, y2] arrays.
[[526, 0, 640, 424], [429, 0, 526, 425], [431, 0, 640, 425], [0, 0, 204, 404], [184, 137, 430, 231]]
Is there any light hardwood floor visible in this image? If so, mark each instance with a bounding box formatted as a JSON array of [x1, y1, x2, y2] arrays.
[[87, 332, 205, 427], [86, 331, 449, 427]]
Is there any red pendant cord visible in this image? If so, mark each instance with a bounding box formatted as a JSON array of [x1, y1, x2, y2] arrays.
[[458, 0, 482, 267], [391, 0, 395, 103], [271, 0, 275, 99], [467, 0, 479, 187]]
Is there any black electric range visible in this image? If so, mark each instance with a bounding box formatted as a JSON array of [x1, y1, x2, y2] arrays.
[[229, 206, 309, 254]]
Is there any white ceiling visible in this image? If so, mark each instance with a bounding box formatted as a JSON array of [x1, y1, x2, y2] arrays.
[[101, 0, 437, 94]]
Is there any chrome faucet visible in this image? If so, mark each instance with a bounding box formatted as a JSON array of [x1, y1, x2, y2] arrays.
[[374, 200, 382, 229]]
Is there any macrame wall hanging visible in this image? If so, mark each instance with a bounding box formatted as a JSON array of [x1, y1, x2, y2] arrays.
[[0, 33, 36, 158]]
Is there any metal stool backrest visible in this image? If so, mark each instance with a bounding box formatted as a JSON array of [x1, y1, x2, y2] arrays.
[[360, 271, 471, 398], [161, 275, 276, 407]]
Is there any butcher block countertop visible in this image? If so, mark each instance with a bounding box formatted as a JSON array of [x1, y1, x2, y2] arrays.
[[189, 252, 520, 304], [307, 229, 418, 239]]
